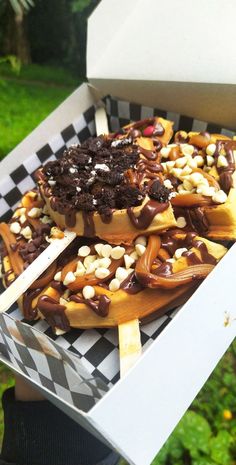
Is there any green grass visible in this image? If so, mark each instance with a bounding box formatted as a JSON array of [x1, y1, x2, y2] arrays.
[[0, 79, 78, 158], [0, 62, 79, 86], [0, 62, 82, 158]]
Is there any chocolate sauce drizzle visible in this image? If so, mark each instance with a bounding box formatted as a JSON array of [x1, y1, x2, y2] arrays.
[[82, 211, 95, 237], [69, 294, 111, 317], [128, 200, 169, 229], [120, 271, 144, 294], [23, 288, 42, 320], [37, 295, 70, 332]]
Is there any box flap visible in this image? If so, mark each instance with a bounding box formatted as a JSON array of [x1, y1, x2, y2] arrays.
[[87, 0, 236, 84]]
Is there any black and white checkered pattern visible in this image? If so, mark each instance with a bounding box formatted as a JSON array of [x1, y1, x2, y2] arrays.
[[0, 96, 234, 407], [0, 312, 108, 411], [0, 106, 96, 223], [105, 96, 236, 137]]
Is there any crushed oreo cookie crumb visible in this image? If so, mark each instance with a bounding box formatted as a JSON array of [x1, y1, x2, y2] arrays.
[[149, 180, 171, 203]]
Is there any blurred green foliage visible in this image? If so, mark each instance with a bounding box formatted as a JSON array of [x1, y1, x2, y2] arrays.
[[0, 364, 14, 445], [0, 64, 80, 158], [152, 340, 236, 465]]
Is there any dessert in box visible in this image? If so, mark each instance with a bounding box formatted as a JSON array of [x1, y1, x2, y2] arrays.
[[0, 94, 236, 465], [0, 119, 230, 334], [1, 0, 236, 462]]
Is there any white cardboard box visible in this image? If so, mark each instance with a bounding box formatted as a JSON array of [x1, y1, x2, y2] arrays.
[[0, 2, 236, 464]]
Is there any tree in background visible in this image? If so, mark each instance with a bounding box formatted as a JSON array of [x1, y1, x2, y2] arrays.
[[0, 0, 100, 74], [1, 0, 34, 64], [27, 0, 100, 77]]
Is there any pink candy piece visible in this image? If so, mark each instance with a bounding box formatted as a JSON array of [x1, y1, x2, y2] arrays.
[[142, 125, 154, 137]]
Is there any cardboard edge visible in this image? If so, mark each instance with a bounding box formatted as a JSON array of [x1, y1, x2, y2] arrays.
[[89, 78, 236, 131], [87, 244, 236, 465]]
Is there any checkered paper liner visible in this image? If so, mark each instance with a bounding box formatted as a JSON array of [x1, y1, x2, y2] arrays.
[[0, 96, 235, 411]]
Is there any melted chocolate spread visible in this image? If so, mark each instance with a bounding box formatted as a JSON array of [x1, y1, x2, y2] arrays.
[[128, 200, 169, 229], [23, 288, 42, 320], [37, 295, 70, 332], [120, 271, 144, 294], [69, 294, 111, 317]]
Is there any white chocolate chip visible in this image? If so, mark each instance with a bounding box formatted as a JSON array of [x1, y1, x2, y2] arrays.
[[163, 179, 173, 189], [174, 247, 188, 259], [83, 255, 97, 268], [78, 245, 91, 257], [135, 235, 147, 247], [181, 144, 194, 156], [161, 162, 168, 173], [85, 263, 97, 274], [82, 285, 95, 299], [183, 179, 193, 191], [166, 258, 176, 263], [166, 161, 175, 171], [124, 254, 135, 269], [98, 257, 111, 268], [59, 297, 68, 306], [115, 267, 129, 282], [10, 222, 21, 234], [212, 190, 227, 204], [189, 172, 204, 187], [40, 215, 53, 224], [197, 185, 215, 196], [21, 226, 32, 240], [28, 207, 42, 218], [74, 261, 86, 276], [217, 155, 228, 168], [130, 251, 139, 261], [171, 167, 183, 178], [160, 147, 171, 158], [206, 155, 214, 167], [176, 216, 187, 228], [101, 244, 113, 258], [194, 155, 204, 167], [63, 271, 76, 286], [109, 278, 120, 292], [54, 271, 62, 281], [135, 244, 146, 256], [48, 179, 56, 186], [175, 157, 187, 168], [94, 243, 104, 256], [95, 267, 110, 279], [111, 246, 126, 260], [206, 143, 216, 156], [187, 158, 198, 169], [19, 214, 27, 224], [181, 165, 192, 176]]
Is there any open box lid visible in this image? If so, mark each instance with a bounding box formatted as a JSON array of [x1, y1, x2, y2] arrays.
[[87, 0, 236, 129]]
